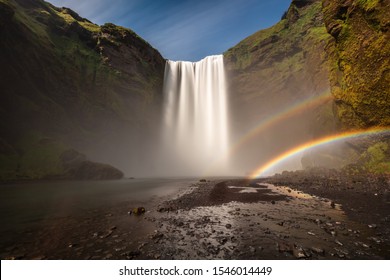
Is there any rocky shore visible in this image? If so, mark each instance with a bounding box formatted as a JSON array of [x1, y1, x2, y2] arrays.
[[150, 172, 389, 259], [1, 170, 389, 260]]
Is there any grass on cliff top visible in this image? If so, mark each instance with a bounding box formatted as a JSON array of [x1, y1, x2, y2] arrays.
[[225, 1, 330, 71], [54, 8, 101, 33], [357, 0, 380, 11]]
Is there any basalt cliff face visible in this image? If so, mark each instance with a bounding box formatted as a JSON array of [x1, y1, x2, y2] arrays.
[[322, 0, 390, 128], [224, 0, 389, 173], [320, 0, 390, 173], [224, 0, 337, 170], [0, 0, 164, 180]]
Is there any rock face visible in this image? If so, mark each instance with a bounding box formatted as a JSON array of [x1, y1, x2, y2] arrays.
[[224, 0, 389, 173], [322, 0, 390, 128], [0, 0, 164, 180], [224, 0, 336, 171]]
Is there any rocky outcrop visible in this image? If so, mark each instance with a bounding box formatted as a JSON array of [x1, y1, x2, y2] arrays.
[[322, 0, 390, 128], [0, 0, 164, 181], [59, 149, 124, 180], [224, 0, 336, 171]]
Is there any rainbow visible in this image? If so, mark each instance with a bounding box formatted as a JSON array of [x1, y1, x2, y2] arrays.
[[249, 127, 390, 179], [227, 91, 333, 157], [204, 90, 333, 175]]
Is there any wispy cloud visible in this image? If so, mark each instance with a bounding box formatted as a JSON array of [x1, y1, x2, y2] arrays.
[[46, 0, 291, 61]]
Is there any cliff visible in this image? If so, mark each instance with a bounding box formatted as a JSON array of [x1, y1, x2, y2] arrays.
[[224, 0, 336, 171], [322, 0, 390, 128], [0, 0, 165, 180]]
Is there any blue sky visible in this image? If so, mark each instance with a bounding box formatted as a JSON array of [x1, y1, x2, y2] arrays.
[[48, 0, 292, 61]]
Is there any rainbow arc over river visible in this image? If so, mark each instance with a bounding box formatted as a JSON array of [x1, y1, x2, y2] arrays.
[[249, 127, 390, 179]]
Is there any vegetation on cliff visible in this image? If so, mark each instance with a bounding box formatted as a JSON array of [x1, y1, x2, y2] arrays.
[[224, 0, 389, 174], [0, 0, 164, 180], [322, 0, 390, 128], [223, 0, 336, 171]]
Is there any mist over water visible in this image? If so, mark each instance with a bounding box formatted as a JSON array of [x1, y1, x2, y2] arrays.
[[160, 55, 230, 176]]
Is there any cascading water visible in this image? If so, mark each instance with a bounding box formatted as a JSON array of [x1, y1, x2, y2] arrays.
[[161, 55, 230, 176]]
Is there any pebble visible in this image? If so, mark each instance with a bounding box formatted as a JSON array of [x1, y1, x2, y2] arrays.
[[225, 224, 232, 229], [311, 247, 325, 255], [293, 248, 306, 259]]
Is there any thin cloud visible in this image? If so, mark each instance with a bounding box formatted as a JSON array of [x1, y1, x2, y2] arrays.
[[46, 0, 291, 61]]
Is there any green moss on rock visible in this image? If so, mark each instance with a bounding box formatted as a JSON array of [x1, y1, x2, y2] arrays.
[[322, 0, 390, 128]]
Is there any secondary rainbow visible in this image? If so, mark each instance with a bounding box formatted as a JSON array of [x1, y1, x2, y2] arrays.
[[204, 91, 333, 175], [249, 127, 390, 179], [227, 91, 332, 157]]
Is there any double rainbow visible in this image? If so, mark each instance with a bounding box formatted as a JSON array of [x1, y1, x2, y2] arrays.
[[248, 127, 390, 179], [205, 90, 333, 175], [228, 90, 333, 157]]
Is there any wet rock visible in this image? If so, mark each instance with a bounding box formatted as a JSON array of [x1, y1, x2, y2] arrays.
[[130, 207, 146, 215], [293, 247, 306, 259], [368, 237, 381, 244], [123, 250, 141, 259], [277, 241, 293, 254], [103, 230, 113, 238], [217, 237, 228, 245], [336, 252, 345, 259], [311, 247, 325, 256], [149, 230, 164, 240]]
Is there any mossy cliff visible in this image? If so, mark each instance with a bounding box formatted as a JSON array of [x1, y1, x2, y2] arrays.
[[224, 0, 389, 173], [0, 0, 164, 180], [224, 0, 336, 169], [318, 0, 390, 173], [322, 0, 390, 128]]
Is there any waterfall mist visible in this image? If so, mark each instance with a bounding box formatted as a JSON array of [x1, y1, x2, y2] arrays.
[[159, 55, 231, 176]]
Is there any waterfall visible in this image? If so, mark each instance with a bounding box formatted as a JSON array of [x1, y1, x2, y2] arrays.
[[161, 55, 229, 176]]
